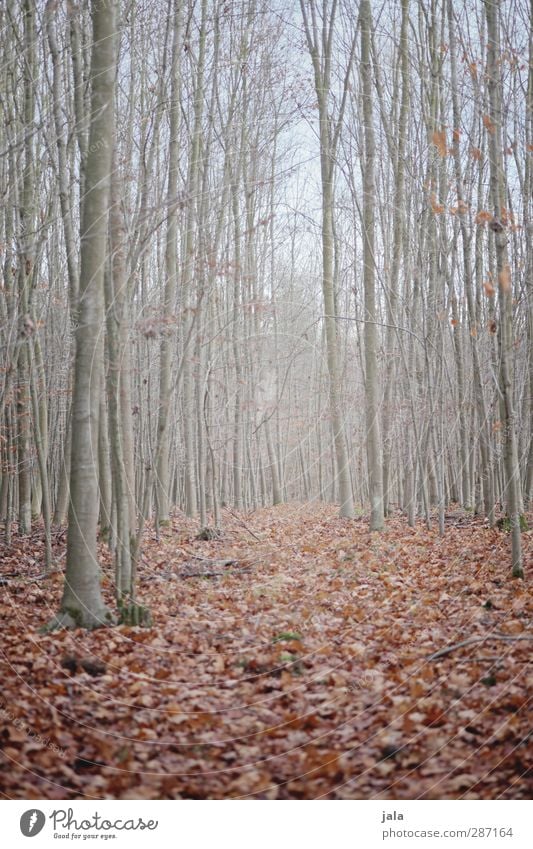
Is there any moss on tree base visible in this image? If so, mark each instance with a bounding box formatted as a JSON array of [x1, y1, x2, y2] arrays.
[[42, 605, 115, 632], [118, 600, 152, 627], [496, 515, 528, 533], [195, 526, 223, 541]]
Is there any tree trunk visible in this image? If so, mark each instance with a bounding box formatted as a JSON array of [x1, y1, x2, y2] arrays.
[[156, 0, 183, 524], [484, 0, 523, 578], [299, 0, 356, 518], [51, 0, 117, 629], [361, 0, 384, 531]]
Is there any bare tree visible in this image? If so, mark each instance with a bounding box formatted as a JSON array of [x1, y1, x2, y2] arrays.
[[484, 0, 523, 577], [50, 0, 118, 629], [360, 0, 384, 531], [299, 0, 356, 518]]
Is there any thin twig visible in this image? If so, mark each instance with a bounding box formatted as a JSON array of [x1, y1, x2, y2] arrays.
[[428, 635, 533, 660], [222, 506, 263, 541]]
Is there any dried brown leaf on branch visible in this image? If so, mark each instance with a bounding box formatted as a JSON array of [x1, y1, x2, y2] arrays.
[[432, 130, 447, 157]]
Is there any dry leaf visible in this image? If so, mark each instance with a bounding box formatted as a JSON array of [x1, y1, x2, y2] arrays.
[[432, 130, 447, 157], [499, 265, 511, 292]]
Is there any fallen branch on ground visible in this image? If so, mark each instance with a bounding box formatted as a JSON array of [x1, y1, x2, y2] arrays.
[[174, 558, 244, 578], [222, 506, 263, 541], [427, 634, 533, 660]]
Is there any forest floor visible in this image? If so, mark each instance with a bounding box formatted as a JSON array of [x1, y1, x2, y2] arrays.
[[0, 503, 531, 800]]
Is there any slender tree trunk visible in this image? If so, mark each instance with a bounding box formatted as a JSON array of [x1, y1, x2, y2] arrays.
[[361, 0, 384, 531], [381, 0, 408, 517], [484, 0, 523, 578], [29, 340, 52, 570], [156, 0, 182, 524], [16, 0, 37, 537], [105, 159, 134, 600], [524, 6, 533, 506], [299, 0, 356, 518]]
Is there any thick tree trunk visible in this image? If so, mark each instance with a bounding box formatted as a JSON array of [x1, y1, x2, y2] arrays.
[[51, 0, 117, 629]]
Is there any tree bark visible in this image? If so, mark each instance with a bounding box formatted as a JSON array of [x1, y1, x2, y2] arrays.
[[299, 0, 355, 518], [360, 0, 384, 531], [52, 0, 118, 629], [484, 0, 523, 578]]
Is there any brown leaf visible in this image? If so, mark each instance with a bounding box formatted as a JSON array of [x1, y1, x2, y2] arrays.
[[499, 265, 511, 292], [432, 130, 447, 157], [430, 194, 445, 214], [483, 114, 495, 134]]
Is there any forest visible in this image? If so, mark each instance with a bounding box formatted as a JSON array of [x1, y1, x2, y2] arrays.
[[0, 0, 531, 801]]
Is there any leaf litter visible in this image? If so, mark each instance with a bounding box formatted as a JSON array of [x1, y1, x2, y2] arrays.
[[0, 503, 531, 799]]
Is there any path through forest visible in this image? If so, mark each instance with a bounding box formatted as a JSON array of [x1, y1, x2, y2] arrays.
[[1, 505, 531, 800]]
